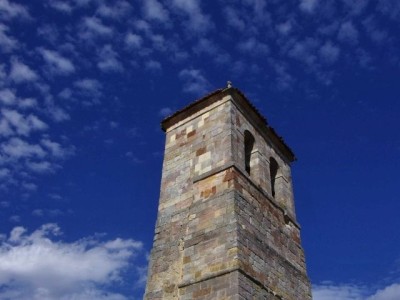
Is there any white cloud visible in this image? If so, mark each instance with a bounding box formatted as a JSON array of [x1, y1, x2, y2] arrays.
[[237, 37, 269, 56], [142, 0, 170, 22], [26, 160, 55, 174], [0, 200, 9, 207], [58, 88, 72, 101], [0, 63, 5, 81], [9, 58, 39, 83], [179, 68, 211, 95], [0, 224, 144, 300], [133, 19, 152, 36], [149, 34, 167, 52], [272, 61, 295, 90], [96, 1, 132, 19], [0, 88, 16, 105], [277, 20, 293, 35], [73, 0, 93, 7], [1, 109, 48, 137], [171, 0, 213, 33], [223, 7, 246, 31], [125, 152, 143, 164], [356, 48, 372, 69], [363, 16, 388, 44], [47, 0, 73, 14], [159, 107, 173, 117], [0, 24, 17, 53], [32, 208, 63, 218], [97, 45, 123, 73], [37, 24, 60, 45], [18, 98, 38, 110], [41, 138, 73, 158], [74, 78, 102, 98], [48, 193, 62, 200], [0, 168, 10, 178], [39, 48, 76, 75], [81, 17, 113, 39], [341, 0, 369, 15], [22, 182, 37, 191], [338, 21, 359, 44], [378, 0, 400, 20], [313, 282, 400, 300], [319, 41, 340, 64], [1, 137, 46, 160], [32, 209, 44, 217], [9, 215, 21, 223], [288, 38, 319, 66], [0, 118, 13, 137], [368, 283, 400, 300], [46, 104, 70, 122], [0, 0, 30, 20], [145, 60, 162, 72], [193, 38, 219, 56], [125, 32, 143, 50], [313, 283, 366, 300], [299, 0, 319, 13]]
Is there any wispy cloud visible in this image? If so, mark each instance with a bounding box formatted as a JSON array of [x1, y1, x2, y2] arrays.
[[39, 48, 76, 75], [299, 0, 319, 13], [170, 0, 213, 33], [338, 21, 360, 45], [74, 78, 103, 99], [142, 0, 170, 22], [80, 16, 114, 40], [1, 137, 45, 159], [9, 58, 39, 84], [145, 60, 162, 72], [96, 1, 132, 20], [46, 0, 73, 14], [378, 0, 400, 20], [237, 37, 269, 56], [0, 0, 30, 20], [0, 24, 18, 53], [342, 0, 369, 16], [319, 41, 340, 65], [26, 160, 56, 174], [159, 107, 173, 117], [179, 68, 211, 95], [1, 109, 48, 137], [0, 88, 16, 105], [223, 6, 246, 31], [97, 45, 123, 73], [125, 32, 143, 50]]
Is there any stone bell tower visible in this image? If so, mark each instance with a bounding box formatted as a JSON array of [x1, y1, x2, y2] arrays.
[[145, 85, 312, 299]]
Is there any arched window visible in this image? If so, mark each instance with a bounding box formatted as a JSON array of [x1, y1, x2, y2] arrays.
[[270, 157, 279, 198], [244, 130, 255, 175]]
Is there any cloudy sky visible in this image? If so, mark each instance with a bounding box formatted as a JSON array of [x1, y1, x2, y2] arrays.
[[0, 0, 400, 299]]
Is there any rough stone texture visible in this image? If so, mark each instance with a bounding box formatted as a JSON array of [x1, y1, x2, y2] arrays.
[[144, 88, 312, 299]]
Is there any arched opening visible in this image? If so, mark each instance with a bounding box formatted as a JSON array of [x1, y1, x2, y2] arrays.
[[244, 130, 255, 175], [270, 157, 279, 198]]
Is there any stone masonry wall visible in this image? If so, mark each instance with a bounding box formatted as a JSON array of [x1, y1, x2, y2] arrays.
[[179, 271, 239, 300], [145, 96, 234, 299], [233, 174, 311, 299], [229, 99, 296, 220]]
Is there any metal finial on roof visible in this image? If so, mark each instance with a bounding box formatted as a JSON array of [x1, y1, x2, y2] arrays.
[[227, 81, 232, 88]]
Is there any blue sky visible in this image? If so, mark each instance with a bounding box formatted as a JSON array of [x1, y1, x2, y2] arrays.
[[0, 0, 399, 299]]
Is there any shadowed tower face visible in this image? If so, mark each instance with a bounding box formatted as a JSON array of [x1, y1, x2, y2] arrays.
[[145, 87, 312, 300]]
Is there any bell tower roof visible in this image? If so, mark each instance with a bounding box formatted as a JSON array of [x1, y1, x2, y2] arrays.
[[161, 86, 296, 162]]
